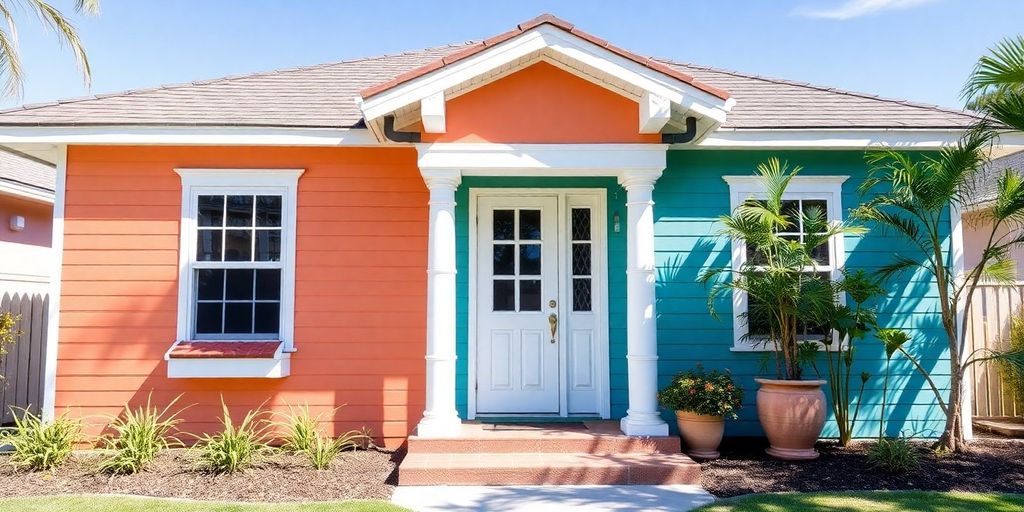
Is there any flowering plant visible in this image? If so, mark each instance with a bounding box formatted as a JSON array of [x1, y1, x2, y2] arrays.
[[657, 367, 744, 419]]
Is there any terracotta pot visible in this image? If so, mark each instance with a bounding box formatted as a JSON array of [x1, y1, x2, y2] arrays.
[[674, 411, 724, 460], [755, 378, 827, 461]]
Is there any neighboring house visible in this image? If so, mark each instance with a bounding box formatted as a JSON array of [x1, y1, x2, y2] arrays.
[[964, 150, 1024, 277], [0, 15, 1015, 449], [0, 149, 54, 293]]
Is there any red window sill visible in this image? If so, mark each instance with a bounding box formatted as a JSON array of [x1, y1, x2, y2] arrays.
[[167, 340, 283, 359]]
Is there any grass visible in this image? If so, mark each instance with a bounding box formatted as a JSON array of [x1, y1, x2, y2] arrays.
[[0, 495, 409, 512], [694, 491, 1024, 512]]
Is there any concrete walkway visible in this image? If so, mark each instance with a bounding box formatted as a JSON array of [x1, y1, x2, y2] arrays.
[[391, 484, 715, 512]]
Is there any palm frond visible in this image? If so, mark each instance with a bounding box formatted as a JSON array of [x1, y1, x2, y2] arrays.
[[982, 89, 1024, 133], [978, 254, 1017, 284], [963, 35, 1024, 102]]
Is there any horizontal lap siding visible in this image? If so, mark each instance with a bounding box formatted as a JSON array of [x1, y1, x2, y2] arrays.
[[57, 145, 426, 448], [656, 150, 949, 438]]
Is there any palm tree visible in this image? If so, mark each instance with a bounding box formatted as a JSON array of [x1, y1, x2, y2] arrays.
[[0, 0, 98, 97], [963, 35, 1024, 133], [854, 127, 1024, 453], [700, 158, 866, 380]]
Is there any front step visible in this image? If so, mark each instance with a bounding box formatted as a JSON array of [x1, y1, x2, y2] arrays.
[[407, 421, 680, 454], [399, 420, 700, 486], [399, 452, 701, 485]]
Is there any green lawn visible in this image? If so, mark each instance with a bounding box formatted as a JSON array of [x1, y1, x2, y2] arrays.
[[0, 496, 409, 512], [695, 491, 1024, 512]]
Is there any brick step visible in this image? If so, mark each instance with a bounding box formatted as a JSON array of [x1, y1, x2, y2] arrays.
[[407, 421, 680, 454], [398, 451, 701, 486], [408, 433, 680, 454]]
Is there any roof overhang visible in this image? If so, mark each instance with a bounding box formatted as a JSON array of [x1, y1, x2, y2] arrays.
[[356, 20, 735, 144], [0, 178, 53, 204]]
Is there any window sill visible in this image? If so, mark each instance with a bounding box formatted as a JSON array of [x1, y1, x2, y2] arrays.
[[731, 339, 841, 353], [164, 340, 290, 378]]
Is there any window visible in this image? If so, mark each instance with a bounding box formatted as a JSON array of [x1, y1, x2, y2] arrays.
[[722, 175, 848, 351], [492, 208, 543, 312], [571, 207, 593, 312], [175, 169, 303, 350]]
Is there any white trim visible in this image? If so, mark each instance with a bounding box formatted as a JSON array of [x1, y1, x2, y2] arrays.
[[697, 129, 1024, 151], [467, 188, 611, 420], [723, 175, 849, 352], [166, 356, 290, 379], [416, 143, 668, 174], [0, 126, 377, 146], [40, 144, 65, 422], [420, 91, 447, 134], [358, 25, 732, 128], [0, 179, 54, 203], [173, 169, 303, 365], [639, 91, 671, 134], [950, 203, 973, 440]]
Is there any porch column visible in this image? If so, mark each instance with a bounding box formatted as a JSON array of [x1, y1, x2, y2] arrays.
[[416, 169, 462, 438], [618, 169, 669, 437]]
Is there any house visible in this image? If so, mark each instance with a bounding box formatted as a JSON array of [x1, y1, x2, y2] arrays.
[[0, 149, 54, 293], [0, 15, 1014, 460], [964, 150, 1024, 277]]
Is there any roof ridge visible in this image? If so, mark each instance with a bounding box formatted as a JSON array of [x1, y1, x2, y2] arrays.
[[0, 42, 478, 116], [654, 57, 982, 121]]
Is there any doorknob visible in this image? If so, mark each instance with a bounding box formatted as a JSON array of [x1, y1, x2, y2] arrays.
[[548, 313, 558, 344]]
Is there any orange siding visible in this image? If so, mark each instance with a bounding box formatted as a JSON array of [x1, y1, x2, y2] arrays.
[[57, 145, 427, 448], [422, 61, 659, 144]]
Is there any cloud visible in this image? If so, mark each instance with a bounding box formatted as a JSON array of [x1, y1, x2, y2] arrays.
[[792, 0, 937, 20]]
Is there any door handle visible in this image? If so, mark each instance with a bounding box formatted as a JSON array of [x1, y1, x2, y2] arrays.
[[548, 313, 558, 344]]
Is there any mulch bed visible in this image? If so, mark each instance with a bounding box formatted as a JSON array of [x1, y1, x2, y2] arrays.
[[0, 448, 399, 502], [701, 436, 1024, 498]]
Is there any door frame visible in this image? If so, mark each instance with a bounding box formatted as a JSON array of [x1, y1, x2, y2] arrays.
[[468, 187, 610, 419]]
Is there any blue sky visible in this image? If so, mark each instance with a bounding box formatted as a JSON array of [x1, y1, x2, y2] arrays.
[[4, 0, 1023, 111]]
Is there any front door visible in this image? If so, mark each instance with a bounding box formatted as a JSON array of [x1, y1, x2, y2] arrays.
[[476, 196, 560, 414]]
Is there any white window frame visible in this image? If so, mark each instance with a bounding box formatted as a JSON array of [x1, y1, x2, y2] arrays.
[[174, 169, 303, 351], [722, 175, 849, 352]]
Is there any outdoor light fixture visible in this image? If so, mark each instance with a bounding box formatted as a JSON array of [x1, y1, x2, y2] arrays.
[[9, 215, 25, 232], [613, 211, 620, 233]]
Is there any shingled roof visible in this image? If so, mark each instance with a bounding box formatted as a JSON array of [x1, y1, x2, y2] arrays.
[[0, 149, 55, 194], [0, 27, 980, 131], [970, 150, 1024, 208]]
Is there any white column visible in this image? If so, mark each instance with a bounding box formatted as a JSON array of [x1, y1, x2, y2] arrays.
[[618, 169, 669, 437], [416, 169, 463, 438]]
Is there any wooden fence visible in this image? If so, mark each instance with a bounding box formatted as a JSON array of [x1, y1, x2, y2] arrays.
[[0, 292, 48, 424], [967, 282, 1023, 418]]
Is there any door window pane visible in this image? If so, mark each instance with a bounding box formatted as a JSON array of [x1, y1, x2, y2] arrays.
[[493, 210, 515, 240], [493, 280, 515, 311], [572, 244, 591, 276], [573, 278, 592, 312], [493, 244, 515, 275], [519, 244, 541, 275], [571, 208, 590, 241], [520, 280, 541, 311], [519, 210, 541, 240]]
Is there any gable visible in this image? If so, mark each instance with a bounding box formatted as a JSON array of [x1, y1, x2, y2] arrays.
[[421, 62, 658, 144]]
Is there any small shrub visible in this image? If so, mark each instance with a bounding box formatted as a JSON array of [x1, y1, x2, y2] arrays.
[[867, 436, 920, 474], [0, 408, 80, 471], [657, 366, 744, 418], [98, 394, 189, 475], [305, 429, 365, 470], [194, 400, 272, 474], [0, 312, 21, 377], [275, 404, 322, 454]]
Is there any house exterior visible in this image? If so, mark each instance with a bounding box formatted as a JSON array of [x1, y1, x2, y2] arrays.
[[0, 149, 54, 294], [0, 15, 1013, 448], [964, 150, 1024, 276]]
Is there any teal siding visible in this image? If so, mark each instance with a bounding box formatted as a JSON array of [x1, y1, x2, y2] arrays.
[[656, 150, 949, 438], [454, 177, 627, 418], [453, 150, 949, 439]]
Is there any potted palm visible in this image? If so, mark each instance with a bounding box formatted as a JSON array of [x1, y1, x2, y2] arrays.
[[658, 367, 743, 460], [700, 158, 866, 460]]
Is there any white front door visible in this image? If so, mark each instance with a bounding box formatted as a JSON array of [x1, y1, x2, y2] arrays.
[[477, 196, 560, 414], [475, 192, 606, 416]]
